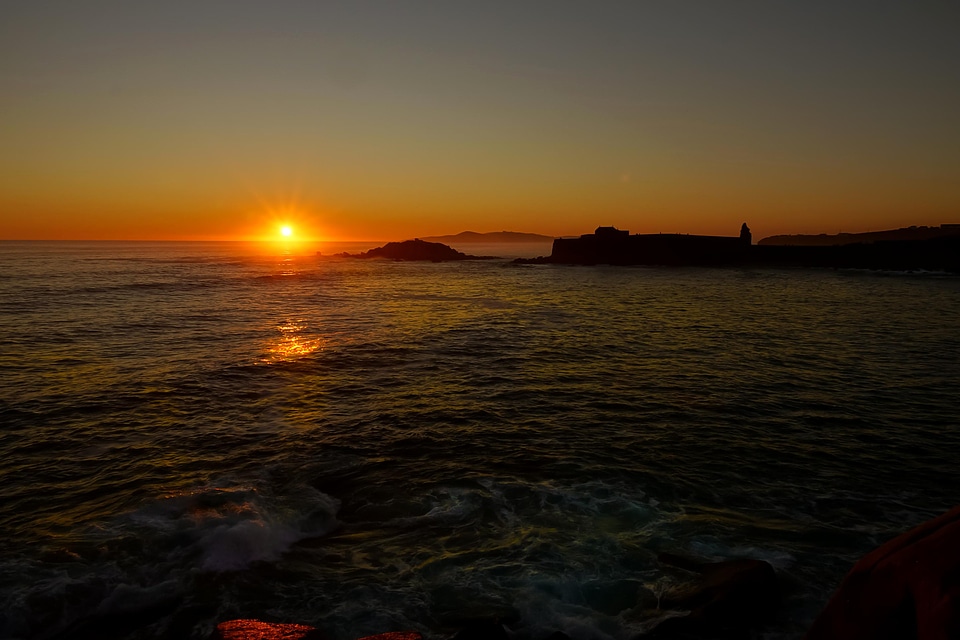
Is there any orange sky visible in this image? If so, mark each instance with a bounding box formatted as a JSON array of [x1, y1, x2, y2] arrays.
[[1, 3, 958, 242]]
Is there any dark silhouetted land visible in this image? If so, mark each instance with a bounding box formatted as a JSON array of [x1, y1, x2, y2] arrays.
[[516, 224, 960, 271], [337, 239, 498, 261]]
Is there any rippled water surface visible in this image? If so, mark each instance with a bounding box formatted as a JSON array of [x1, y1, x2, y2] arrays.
[[1, 241, 958, 639]]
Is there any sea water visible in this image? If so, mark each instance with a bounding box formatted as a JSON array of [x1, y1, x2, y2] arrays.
[[1, 241, 958, 639]]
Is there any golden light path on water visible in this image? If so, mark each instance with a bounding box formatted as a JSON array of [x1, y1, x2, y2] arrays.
[[262, 253, 325, 363], [266, 320, 324, 362]]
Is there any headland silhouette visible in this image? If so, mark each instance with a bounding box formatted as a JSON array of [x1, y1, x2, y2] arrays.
[[517, 224, 960, 271]]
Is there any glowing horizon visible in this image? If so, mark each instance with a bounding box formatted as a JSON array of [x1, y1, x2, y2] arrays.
[[1, 3, 957, 243]]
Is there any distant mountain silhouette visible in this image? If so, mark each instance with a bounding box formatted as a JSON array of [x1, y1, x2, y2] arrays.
[[759, 224, 960, 246], [339, 239, 497, 262], [420, 231, 553, 243]]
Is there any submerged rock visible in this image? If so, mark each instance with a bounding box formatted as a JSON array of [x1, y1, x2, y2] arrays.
[[450, 619, 510, 640], [644, 553, 780, 639], [805, 505, 960, 640]]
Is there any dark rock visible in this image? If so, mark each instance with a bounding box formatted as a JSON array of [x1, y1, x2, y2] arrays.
[[582, 579, 645, 615], [543, 632, 574, 640], [213, 622, 424, 640], [50, 582, 183, 640], [213, 619, 326, 640], [162, 602, 219, 639], [805, 505, 960, 640], [643, 553, 779, 639], [450, 619, 509, 640], [348, 239, 496, 262]]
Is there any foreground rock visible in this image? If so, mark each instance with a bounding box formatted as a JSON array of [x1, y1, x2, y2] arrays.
[[805, 505, 960, 640], [214, 619, 323, 639], [644, 553, 780, 639], [449, 619, 510, 640], [343, 239, 496, 262], [214, 619, 422, 640]]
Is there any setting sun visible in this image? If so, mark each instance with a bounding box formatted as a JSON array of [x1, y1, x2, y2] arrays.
[[280, 225, 293, 238]]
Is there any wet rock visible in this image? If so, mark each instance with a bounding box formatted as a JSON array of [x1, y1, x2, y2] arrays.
[[214, 621, 424, 640], [582, 578, 646, 615], [450, 619, 509, 640], [643, 553, 779, 639], [51, 581, 183, 640], [805, 505, 960, 640], [214, 619, 325, 640]]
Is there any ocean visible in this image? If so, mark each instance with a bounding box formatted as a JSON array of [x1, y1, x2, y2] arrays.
[[1, 241, 958, 640]]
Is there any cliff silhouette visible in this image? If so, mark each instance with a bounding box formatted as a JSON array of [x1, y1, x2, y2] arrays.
[[516, 224, 960, 272]]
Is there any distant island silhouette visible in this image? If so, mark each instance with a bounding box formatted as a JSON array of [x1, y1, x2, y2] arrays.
[[516, 224, 960, 271], [333, 238, 498, 262], [419, 231, 554, 244]]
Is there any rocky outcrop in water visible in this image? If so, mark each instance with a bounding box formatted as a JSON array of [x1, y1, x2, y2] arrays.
[[643, 553, 780, 639], [343, 239, 496, 262], [805, 505, 960, 640]]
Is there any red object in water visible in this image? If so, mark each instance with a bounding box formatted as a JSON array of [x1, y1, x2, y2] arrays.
[[214, 620, 422, 640], [214, 619, 321, 640], [806, 505, 960, 640]]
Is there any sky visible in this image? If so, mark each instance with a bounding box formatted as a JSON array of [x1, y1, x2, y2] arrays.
[[1, 1, 958, 241]]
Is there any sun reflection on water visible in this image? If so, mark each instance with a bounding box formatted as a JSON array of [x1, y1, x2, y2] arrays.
[[277, 256, 298, 277], [265, 320, 323, 362]]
